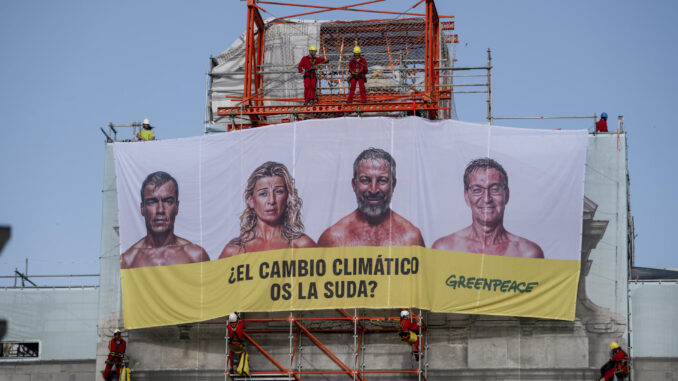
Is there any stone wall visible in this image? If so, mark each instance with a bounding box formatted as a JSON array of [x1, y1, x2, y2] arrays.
[[0, 360, 94, 381]]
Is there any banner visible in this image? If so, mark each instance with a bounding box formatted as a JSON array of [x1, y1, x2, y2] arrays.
[[114, 117, 587, 329]]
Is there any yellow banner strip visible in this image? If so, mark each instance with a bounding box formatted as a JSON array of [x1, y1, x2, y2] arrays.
[[121, 247, 579, 329]]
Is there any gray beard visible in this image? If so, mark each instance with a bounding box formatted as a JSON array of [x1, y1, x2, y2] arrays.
[[356, 193, 391, 219]]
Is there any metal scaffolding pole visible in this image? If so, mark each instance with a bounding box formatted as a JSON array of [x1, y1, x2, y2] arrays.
[[492, 115, 596, 120], [204, 71, 210, 135], [289, 312, 294, 381], [224, 328, 229, 381], [487, 48, 493, 124], [353, 309, 358, 381], [418, 308, 423, 381]]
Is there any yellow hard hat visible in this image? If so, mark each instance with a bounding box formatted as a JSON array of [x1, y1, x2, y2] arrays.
[[353, 46, 361, 54], [309, 45, 317, 51], [610, 341, 620, 350]]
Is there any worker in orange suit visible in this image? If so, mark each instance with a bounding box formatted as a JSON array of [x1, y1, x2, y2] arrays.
[[398, 310, 421, 361], [596, 112, 609, 133], [227, 312, 247, 374], [347, 46, 368, 103], [599, 341, 629, 381], [103, 329, 126, 380], [298, 45, 329, 104]]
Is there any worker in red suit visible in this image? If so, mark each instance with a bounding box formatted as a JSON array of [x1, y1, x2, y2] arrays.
[[227, 312, 247, 374], [398, 310, 421, 361], [599, 341, 629, 381], [347, 46, 368, 103], [298, 45, 329, 104], [103, 329, 126, 380], [596, 112, 609, 132]]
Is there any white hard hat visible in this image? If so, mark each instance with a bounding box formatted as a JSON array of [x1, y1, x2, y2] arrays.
[[114, 329, 121, 334], [228, 313, 238, 322], [143, 118, 150, 125], [400, 310, 409, 318]]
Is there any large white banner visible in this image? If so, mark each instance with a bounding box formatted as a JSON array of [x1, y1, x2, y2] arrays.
[[114, 117, 587, 328]]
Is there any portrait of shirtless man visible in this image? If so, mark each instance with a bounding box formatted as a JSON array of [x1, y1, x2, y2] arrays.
[[432, 158, 544, 258], [121, 171, 209, 269], [318, 148, 424, 247]]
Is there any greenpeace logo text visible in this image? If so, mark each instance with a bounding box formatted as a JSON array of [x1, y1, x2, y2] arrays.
[[445, 274, 538, 293]]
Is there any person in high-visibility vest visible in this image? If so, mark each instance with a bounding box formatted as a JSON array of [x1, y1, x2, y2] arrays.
[[398, 310, 421, 361], [227, 313, 249, 375], [298, 46, 329, 104], [103, 329, 126, 380], [137, 118, 155, 141], [347, 46, 368, 103]]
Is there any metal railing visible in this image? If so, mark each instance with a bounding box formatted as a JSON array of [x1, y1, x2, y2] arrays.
[[0, 269, 99, 288], [99, 122, 145, 143]]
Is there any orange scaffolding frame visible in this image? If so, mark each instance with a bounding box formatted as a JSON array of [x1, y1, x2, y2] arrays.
[[216, 0, 456, 128], [227, 309, 427, 380], [219, 3, 443, 379]]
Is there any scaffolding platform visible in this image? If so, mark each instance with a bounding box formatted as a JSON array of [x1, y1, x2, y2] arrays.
[[208, 0, 458, 130], [225, 309, 428, 381]]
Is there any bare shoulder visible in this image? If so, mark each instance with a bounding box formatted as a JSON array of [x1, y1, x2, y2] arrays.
[[176, 236, 210, 262], [317, 212, 355, 247], [515, 235, 544, 258], [219, 238, 244, 259], [391, 212, 425, 246], [291, 234, 317, 249], [120, 238, 146, 269], [432, 227, 469, 251], [507, 233, 544, 258]]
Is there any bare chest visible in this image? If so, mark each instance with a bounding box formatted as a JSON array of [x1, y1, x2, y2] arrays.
[[463, 239, 520, 256], [132, 247, 191, 267], [345, 223, 410, 246], [246, 237, 290, 252]]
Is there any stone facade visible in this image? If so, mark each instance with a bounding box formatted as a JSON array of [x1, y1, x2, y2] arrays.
[[94, 134, 637, 380]]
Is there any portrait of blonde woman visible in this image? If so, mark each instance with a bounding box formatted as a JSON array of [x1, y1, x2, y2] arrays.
[[219, 161, 316, 258]]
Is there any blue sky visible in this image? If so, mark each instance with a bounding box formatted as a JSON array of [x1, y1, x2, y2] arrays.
[[1, 0, 676, 285]]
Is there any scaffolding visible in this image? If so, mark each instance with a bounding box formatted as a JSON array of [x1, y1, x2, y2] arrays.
[[226, 309, 427, 381], [207, 0, 459, 130], [99, 122, 146, 142], [210, 3, 441, 379]]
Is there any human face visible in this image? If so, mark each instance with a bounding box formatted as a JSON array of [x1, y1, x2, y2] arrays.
[[352, 159, 394, 218], [141, 182, 179, 236], [464, 168, 509, 227], [247, 176, 288, 225], [309, 50, 316, 57]]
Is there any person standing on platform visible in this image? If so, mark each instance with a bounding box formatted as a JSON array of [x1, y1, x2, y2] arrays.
[[298, 46, 329, 105], [596, 112, 609, 133], [347, 46, 368, 103], [137, 118, 155, 141]]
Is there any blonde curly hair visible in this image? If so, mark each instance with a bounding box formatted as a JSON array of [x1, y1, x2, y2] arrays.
[[234, 161, 305, 248]]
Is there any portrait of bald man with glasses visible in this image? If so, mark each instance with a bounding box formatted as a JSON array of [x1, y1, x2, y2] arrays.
[[432, 158, 544, 258]]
